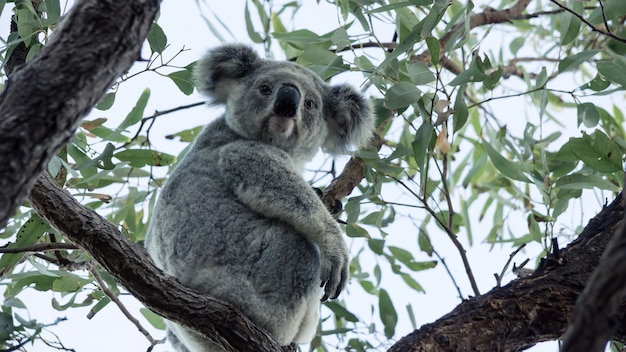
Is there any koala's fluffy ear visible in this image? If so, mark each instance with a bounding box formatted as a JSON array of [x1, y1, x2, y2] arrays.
[[323, 84, 374, 154], [193, 44, 261, 104]]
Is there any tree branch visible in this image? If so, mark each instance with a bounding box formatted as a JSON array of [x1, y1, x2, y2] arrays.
[[389, 193, 626, 352], [28, 171, 284, 352], [0, 0, 161, 226], [561, 174, 626, 352]]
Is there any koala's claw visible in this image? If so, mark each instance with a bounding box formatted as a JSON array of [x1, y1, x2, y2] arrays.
[[319, 256, 349, 301]]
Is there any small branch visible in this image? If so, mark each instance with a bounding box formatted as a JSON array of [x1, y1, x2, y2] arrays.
[[549, 0, 626, 44], [320, 127, 386, 211], [392, 176, 481, 297], [433, 249, 463, 299], [89, 264, 160, 348], [495, 243, 527, 287], [0, 243, 79, 253], [122, 101, 205, 149]]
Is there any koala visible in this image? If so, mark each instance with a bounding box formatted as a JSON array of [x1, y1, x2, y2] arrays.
[[145, 44, 374, 352]]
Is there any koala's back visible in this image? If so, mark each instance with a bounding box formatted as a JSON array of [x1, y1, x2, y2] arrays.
[[145, 117, 322, 349]]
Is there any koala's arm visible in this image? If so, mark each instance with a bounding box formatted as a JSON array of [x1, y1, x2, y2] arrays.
[[218, 141, 348, 300]]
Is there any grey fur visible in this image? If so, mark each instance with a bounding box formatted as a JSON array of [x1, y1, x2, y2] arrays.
[[145, 44, 374, 352]]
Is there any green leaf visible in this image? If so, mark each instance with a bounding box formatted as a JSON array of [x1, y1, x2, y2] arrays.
[[577, 102, 600, 128], [448, 54, 486, 86], [52, 274, 92, 292], [344, 198, 361, 224], [168, 69, 195, 95], [324, 301, 359, 322], [147, 23, 167, 54], [166, 126, 203, 143], [368, 239, 385, 255], [296, 48, 348, 80], [0, 214, 48, 275], [419, 3, 445, 37], [96, 92, 116, 111], [385, 82, 421, 110], [345, 223, 371, 238], [389, 246, 436, 271], [406, 62, 435, 85], [452, 85, 468, 132], [379, 289, 397, 338], [559, 9, 581, 45], [400, 273, 425, 292], [535, 67, 548, 89], [585, 73, 611, 92], [114, 149, 175, 168], [555, 174, 621, 192], [588, 0, 626, 24], [482, 141, 530, 182], [330, 27, 350, 50], [417, 228, 433, 255], [140, 308, 166, 330], [272, 29, 332, 48], [412, 122, 434, 171], [25, 43, 42, 62], [43, 0, 60, 21], [425, 36, 440, 65], [559, 50, 599, 73], [597, 61, 626, 88], [0, 312, 15, 341], [74, 143, 116, 171], [88, 297, 111, 318], [483, 66, 502, 91], [107, 88, 150, 140], [567, 131, 622, 173], [245, 1, 264, 43]]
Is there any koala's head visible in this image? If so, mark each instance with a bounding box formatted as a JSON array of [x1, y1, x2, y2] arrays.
[[193, 44, 374, 164]]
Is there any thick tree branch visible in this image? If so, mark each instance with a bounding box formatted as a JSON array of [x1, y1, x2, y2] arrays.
[[562, 174, 626, 352], [0, 0, 160, 226], [29, 171, 284, 352], [388, 193, 626, 352]]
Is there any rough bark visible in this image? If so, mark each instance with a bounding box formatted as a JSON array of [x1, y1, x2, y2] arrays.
[[561, 175, 626, 352], [0, 0, 161, 226], [389, 193, 626, 352], [29, 172, 285, 352]]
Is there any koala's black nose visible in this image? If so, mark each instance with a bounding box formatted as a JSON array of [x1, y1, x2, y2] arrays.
[[273, 85, 300, 118]]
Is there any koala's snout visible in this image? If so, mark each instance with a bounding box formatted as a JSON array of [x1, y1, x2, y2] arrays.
[[273, 85, 300, 118]]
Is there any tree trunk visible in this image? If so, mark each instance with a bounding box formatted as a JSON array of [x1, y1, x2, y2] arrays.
[[0, 0, 160, 226]]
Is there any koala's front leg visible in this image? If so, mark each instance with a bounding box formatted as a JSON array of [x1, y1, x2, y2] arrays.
[[218, 142, 348, 300]]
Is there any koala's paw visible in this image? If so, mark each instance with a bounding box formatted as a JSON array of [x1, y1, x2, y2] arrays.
[[319, 244, 349, 301]]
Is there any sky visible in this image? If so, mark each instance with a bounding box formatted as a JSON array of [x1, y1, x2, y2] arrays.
[[2, 0, 619, 351]]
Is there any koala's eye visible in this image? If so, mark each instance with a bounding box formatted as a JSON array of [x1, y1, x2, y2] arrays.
[[259, 84, 272, 96], [305, 99, 316, 110]]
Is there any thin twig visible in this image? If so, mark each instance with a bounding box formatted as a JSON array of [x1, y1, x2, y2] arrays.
[[549, 0, 626, 44], [495, 243, 527, 287], [392, 176, 481, 297], [89, 263, 160, 348], [0, 243, 79, 253], [122, 101, 205, 149], [433, 249, 464, 299]]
